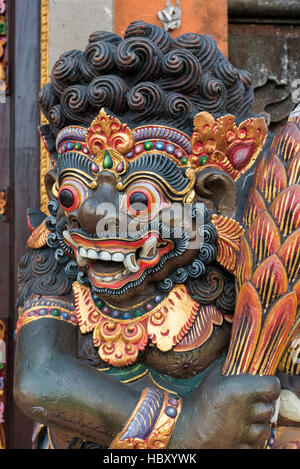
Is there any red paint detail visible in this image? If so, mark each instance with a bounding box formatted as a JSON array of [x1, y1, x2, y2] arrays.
[[26, 209, 35, 232], [126, 188, 151, 216], [226, 141, 254, 169], [72, 232, 160, 250], [58, 185, 79, 212]]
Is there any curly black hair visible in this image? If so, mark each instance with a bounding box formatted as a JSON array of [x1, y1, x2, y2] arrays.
[[38, 20, 253, 139]]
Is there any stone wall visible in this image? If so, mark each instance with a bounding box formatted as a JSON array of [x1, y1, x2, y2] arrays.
[[48, 0, 114, 73]]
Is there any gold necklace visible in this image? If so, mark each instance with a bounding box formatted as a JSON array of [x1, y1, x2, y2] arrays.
[[73, 281, 199, 367]]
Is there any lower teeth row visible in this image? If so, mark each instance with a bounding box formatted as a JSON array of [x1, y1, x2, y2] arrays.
[[92, 268, 130, 282]]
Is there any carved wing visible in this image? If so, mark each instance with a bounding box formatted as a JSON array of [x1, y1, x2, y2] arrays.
[[223, 112, 300, 376]]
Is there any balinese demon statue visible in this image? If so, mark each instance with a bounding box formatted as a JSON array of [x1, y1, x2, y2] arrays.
[[14, 21, 300, 449]]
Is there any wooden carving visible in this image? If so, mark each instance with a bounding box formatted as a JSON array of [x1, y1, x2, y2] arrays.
[[14, 20, 300, 450]]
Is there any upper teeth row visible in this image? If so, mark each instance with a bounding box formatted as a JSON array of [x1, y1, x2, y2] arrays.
[[79, 247, 125, 262], [63, 230, 159, 273]]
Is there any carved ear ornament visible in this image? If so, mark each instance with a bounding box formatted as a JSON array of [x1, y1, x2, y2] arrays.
[[210, 214, 245, 275], [53, 108, 268, 186]]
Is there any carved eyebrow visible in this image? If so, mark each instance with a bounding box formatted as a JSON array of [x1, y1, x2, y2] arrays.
[[119, 153, 194, 201], [56, 152, 96, 188]]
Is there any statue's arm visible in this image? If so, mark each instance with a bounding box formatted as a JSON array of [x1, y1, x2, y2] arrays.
[[13, 317, 139, 447]]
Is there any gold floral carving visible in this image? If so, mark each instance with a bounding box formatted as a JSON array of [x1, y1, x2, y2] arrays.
[[86, 108, 135, 177], [40, 0, 49, 214], [191, 112, 268, 180], [73, 282, 199, 367]]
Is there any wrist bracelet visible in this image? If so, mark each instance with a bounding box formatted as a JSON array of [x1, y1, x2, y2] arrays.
[[109, 387, 182, 449]]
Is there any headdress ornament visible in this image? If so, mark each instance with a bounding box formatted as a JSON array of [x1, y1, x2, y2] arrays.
[[51, 108, 268, 182]]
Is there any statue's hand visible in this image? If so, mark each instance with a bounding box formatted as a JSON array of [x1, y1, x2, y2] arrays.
[[170, 360, 280, 449]]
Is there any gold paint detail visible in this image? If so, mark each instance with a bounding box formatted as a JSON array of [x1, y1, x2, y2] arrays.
[[51, 181, 59, 198], [16, 307, 77, 336], [0, 320, 5, 342], [117, 170, 195, 202], [26, 220, 50, 249], [109, 388, 182, 449], [15, 313, 77, 336], [279, 332, 300, 375], [191, 111, 268, 180], [104, 296, 156, 312], [86, 108, 134, 177], [147, 285, 199, 352], [211, 214, 245, 274], [147, 373, 179, 395], [173, 304, 224, 352], [59, 169, 98, 189], [73, 282, 199, 367], [0, 190, 6, 216], [117, 368, 149, 384], [47, 428, 56, 450], [40, 0, 50, 214]]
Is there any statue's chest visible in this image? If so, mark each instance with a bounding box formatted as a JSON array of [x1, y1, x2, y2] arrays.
[[74, 281, 233, 370], [77, 310, 232, 379]]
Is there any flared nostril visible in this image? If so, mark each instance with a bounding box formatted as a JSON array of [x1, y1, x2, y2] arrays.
[[69, 217, 81, 229]]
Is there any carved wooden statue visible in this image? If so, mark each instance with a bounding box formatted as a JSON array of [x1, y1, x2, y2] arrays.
[[14, 21, 300, 449]]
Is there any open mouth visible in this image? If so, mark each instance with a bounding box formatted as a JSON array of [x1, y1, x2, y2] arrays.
[[63, 230, 173, 289]]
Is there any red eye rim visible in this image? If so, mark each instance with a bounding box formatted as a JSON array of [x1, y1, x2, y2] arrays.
[[127, 189, 152, 215], [58, 185, 79, 212]]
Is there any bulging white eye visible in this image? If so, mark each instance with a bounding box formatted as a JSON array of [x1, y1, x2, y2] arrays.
[[58, 178, 88, 212], [128, 190, 151, 214], [122, 181, 170, 220]]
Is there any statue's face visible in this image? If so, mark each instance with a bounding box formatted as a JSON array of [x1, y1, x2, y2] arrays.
[[46, 108, 266, 304], [52, 114, 204, 302], [56, 167, 200, 301]]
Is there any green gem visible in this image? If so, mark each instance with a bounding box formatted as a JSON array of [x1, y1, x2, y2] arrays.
[[74, 142, 82, 151], [96, 300, 104, 309], [133, 309, 143, 317], [199, 155, 209, 166], [103, 150, 113, 169], [0, 23, 6, 35], [50, 308, 60, 317], [181, 156, 188, 165], [144, 141, 154, 151]]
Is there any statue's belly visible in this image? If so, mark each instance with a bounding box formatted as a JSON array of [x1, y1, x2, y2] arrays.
[[142, 321, 231, 378]]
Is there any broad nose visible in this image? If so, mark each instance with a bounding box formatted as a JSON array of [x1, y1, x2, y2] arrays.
[[77, 173, 119, 235]]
